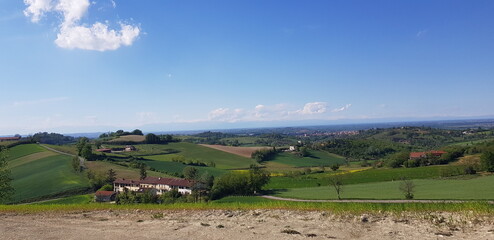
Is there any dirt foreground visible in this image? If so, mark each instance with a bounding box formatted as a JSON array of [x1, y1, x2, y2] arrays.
[[1, 209, 493, 240]]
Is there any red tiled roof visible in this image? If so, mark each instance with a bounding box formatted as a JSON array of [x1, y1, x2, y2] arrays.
[[95, 191, 116, 197], [96, 148, 112, 152], [410, 150, 447, 159], [0, 137, 21, 140], [409, 152, 426, 158]]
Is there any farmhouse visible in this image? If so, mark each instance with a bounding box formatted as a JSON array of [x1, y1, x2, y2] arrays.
[[0, 136, 21, 142], [409, 150, 447, 160], [114, 177, 193, 195], [125, 145, 137, 152], [94, 191, 117, 202]]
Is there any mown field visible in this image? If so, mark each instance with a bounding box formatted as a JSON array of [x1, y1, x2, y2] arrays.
[[8, 144, 90, 203], [266, 165, 467, 189], [273, 175, 494, 200], [141, 142, 257, 169], [85, 161, 174, 179], [267, 150, 346, 168]]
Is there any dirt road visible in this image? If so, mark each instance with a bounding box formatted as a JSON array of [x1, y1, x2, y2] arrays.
[[1, 209, 492, 240]]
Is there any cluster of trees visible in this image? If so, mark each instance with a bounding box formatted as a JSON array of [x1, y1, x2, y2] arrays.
[[0, 146, 14, 203], [144, 133, 178, 144], [76, 137, 94, 161], [99, 129, 144, 139], [319, 139, 401, 161], [251, 147, 279, 162], [210, 165, 270, 199], [86, 168, 117, 191], [32, 132, 75, 145]]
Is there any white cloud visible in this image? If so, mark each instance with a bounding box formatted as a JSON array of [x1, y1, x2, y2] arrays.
[[137, 112, 158, 124], [332, 104, 352, 113], [416, 29, 427, 38], [208, 108, 245, 122], [110, 0, 116, 8], [24, 0, 140, 51], [23, 0, 53, 23], [297, 102, 327, 115]]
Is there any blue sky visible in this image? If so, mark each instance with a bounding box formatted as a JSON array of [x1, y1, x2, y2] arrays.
[[1, 0, 493, 135]]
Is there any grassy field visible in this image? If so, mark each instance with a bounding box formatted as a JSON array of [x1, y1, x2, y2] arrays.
[[266, 165, 466, 189], [1, 200, 493, 214], [103, 144, 178, 156], [5, 144, 45, 161], [268, 150, 346, 168], [144, 159, 227, 177], [44, 144, 78, 155], [35, 194, 94, 205], [199, 144, 267, 158], [85, 161, 173, 179], [9, 152, 90, 203], [108, 135, 145, 143], [142, 142, 257, 169], [273, 175, 494, 200]]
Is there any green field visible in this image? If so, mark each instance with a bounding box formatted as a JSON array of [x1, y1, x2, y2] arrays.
[[35, 194, 94, 205], [8, 144, 90, 203], [269, 150, 345, 168], [273, 175, 494, 200], [142, 142, 256, 169], [266, 165, 466, 189], [85, 161, 174, 179], [6, 144, 45, 161], [144, 159, 226, 177]]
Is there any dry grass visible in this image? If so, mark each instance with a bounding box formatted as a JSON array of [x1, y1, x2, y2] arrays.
[[108, 135, 146, 143], [200, 144, 268, 158], [453, 154, 481, 167]]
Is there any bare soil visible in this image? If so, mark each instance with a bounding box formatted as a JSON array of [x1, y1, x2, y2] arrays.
[[1, 209, 492, 240], [200, 144, 268, 158]]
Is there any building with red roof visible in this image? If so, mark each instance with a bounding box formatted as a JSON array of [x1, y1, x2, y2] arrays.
[[409, 150, 447, 160], [114, 177, 192, 195], [94, 191, 117, 202]]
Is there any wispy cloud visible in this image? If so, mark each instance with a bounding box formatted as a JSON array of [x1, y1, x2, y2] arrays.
[[332, 104, 352, 113], [416, 29, 427, 38], [24, 0, 140, 51], [12, 97, 68, 107]]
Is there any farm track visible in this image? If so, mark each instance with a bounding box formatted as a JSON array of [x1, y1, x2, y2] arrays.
[[39, 144, 85, 168], [261, 195, 494, 204]]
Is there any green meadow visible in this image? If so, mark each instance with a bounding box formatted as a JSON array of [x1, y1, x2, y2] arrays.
[[273, 175, 494, 200], [269, 150, 346, 168], [141, 142, 256, 169], [266, 165, 465, 189], [7, 144, 90, 203]]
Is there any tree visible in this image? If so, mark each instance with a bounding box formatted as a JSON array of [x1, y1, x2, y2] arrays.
[[481, 149, 494, 172], [330, 164, 340, 171], [131, 129, 144, 136], [328, 175, 343, 200], [183, 166, 198, 180], [72, 156, 81, 172], [139, 164, 147, 180], [106, 168, 117, 184], [247, 164, 270, 194], [399, 178, 415, 199], [0, 147, 14, 203], [80, 144, 93, 160], [145, 133, 160, 144], [76, 137, 89, 156]]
